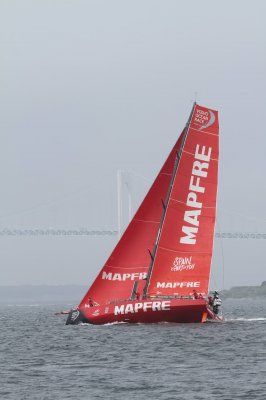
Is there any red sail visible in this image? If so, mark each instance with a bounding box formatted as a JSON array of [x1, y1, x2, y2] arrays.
[[79, 130, 185, 307], [147, 104, 219, 297]]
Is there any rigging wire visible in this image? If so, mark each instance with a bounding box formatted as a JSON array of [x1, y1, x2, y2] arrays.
[[216, 219, 225, 291]]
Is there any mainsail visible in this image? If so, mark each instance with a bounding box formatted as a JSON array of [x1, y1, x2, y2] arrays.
[[146, 104, 219, 297], [79, 130, 185, 307]]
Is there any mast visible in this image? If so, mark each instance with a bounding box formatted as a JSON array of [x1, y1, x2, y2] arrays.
[[143, 102, 197, 298]]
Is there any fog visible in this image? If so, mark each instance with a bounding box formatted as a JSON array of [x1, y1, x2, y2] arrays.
[[0, 0, 266, 289]]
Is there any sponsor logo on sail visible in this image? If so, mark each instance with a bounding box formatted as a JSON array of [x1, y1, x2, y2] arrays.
[[194, 108, 216, 131], [180, 144, 212, 245], [114, 301, 171, 315], [156, 281, 200, 289], [171, 256, 195, 272], [102, 271, 147, 281]]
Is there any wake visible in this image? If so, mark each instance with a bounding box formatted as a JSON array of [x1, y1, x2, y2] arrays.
[[226, 317, 266, 322], [79, 321, 129, 327]]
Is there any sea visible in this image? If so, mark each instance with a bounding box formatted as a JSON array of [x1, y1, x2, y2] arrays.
[[0, 298, 265, 400]]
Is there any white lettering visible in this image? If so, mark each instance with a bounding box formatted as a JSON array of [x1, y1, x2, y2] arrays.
[[171, 256, 195, 272], [187, 192, 202, 209], [195, 144, 211, 162], [184, 209, 201, 227], [180, 226, 198, 244], [192, 160, 209, 178], [135, 303, 143, 312], [194, 111, 209, 125], [125, 304, 134, 314], [139, 272, 147, 280], [156, 281, 200, 289], [113, 273, 121, 281], [189, 175, 205, 193], [113, 301, 172, 315], [152, 301, 161, 311], [102, 271, 147, 281], [180, 144, 212, 245], [143, 302, 152, 312], [162, 301, 171, 311], [114, 305, 125, 315], [102, 271, 112, 280]]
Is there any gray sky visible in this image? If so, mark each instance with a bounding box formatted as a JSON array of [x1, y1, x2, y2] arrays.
[[0, 0, 266, 289]]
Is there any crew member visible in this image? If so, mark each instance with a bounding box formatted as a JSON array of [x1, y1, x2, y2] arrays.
[[208, 295, 213, 306], [212, 291, 222, 314]]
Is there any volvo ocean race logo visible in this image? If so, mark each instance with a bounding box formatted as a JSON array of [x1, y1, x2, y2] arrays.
[[194, 108, 216, 130], [70, 310, 79, 321], [171, 256, 195, 272]]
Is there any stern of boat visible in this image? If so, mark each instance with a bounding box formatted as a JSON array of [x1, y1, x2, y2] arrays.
[[65, 308, 88, 325]]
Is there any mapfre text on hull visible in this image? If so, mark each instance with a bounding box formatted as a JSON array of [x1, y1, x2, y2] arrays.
[[66, 298, 222, 325]]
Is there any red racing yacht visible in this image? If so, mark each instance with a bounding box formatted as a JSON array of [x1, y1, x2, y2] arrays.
[[66, 102, 223, 325]]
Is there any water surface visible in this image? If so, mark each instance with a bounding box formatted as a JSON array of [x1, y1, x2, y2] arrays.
[[0, 299, 265, 399]]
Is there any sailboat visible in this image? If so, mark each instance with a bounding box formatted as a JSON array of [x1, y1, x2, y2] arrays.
[[66, 102, 223, 325]]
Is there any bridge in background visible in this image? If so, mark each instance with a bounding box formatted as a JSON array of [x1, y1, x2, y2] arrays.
[[1, 229, 266, 239], [1, 171, 265, 239]]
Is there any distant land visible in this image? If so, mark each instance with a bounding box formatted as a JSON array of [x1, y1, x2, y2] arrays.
[[221, 281, 266, 298], [0, 285, 87, 305], [0, 282, 266, 305]]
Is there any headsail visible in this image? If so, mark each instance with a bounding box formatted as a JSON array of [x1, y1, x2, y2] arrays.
[[146, 104, 219, 297], [78, 130, 185, 307]]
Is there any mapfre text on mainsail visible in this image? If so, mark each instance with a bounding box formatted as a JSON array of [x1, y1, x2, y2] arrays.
[[180, 144, 212, 245]]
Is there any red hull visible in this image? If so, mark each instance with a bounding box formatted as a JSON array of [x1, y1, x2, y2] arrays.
[[67, 298, 222, 325]]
